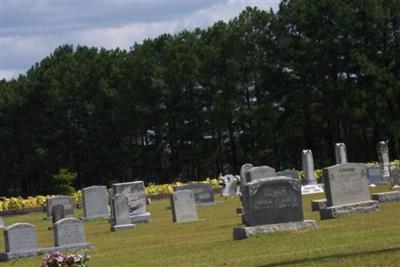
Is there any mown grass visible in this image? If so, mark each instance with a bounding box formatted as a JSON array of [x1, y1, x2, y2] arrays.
[[0, 185, 399, 266]]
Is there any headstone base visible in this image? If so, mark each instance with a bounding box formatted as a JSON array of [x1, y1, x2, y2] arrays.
[[311, 199, 327, 212], [111, 223, 135, 231], [372, 191, 400, 203], [130, 212, 151, 223], [319, 200, 379, 220], [236, 207, 243, 214], [233, 220, 317, 240]]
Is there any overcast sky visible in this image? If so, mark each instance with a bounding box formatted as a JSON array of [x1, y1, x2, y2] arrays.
[[1, 0, 280, 80]]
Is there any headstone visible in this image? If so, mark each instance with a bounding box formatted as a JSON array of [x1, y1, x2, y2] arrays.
[[0, 216, 5, 228], [46, 196, 74, 218], [111, 194, 135, 231], [219, 174, 239, 197], [233, 176, 317, 240], [53, 218, 93, 249], [239, 163, 254, 194], [242, 176, 303, 226], [377, 141, 390, 180], [244, 165, 276, 183], [82, 185, 110, 220], [335, 143, 348, 164], [390, 165, 400, 186], [302, 150, 317, 185], [112, 181, 151, 223], [319, 163, 379, 219], [301, 184, 324, 195], [170, 190, 198, 223], [276, 170, 300, 180], [52, 205, 65, 224], [366, 167, 384, 185], [175, 183, 215, 205], [1, 223, 39, 260]]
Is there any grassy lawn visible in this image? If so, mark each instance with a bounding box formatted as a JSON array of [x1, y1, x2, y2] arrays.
[[0, 185, 399, 266]]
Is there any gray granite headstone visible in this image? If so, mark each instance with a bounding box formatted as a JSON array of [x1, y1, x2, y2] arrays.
[[111, 194, 135, 231], [242, 176, 303, 226], [245, 165, 276, 183], [377, 141, 390, 180], [323, 163, 370, 206], [112, 181, 151, 223], [52, 205, 65, 224], [46, 196, 74, 218], [302, 150, 317, 185], [367, 167, 384, 185], [171, 190, 198, 223], [335, 143, 348, 164], [277, 170, 300, 180], [390, 165, 400, 186], [0, 216, 5, 228], [4, 223, 37, 254], [53, 218, 93, 249], [82, 185, 109, 220], [175, 183, 215, 205]]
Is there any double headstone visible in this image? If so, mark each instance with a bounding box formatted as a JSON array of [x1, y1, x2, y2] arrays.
[[335, 143, 348, 164], [302, 150, 317, 185], [53, 218, 93, 249], [319, 163, 379, 219], [170, 190, 198, 223], [175, 183, 215, 205], [112, 181, 151, 223], [110, 194, 135, 231], [46, 196, 74, 219], [82, 185, 110, 220], [233, 176, 317, 240], [377, 141, 390, 181]]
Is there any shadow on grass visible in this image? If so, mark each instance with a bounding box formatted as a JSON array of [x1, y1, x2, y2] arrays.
[[256, 246, 400, 267]]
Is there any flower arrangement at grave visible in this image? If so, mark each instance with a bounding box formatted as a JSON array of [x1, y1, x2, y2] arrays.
[[41, 251, 90, 267]]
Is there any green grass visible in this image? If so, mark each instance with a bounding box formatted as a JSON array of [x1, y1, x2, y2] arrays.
[[1, 185, 400, 267]]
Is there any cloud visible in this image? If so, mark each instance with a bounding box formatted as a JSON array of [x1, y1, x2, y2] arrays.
[[2, 0, 281, 80], [0, 69, 22, 80]]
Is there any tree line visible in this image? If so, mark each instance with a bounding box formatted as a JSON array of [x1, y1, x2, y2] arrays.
[[1, 0, 399, 196]]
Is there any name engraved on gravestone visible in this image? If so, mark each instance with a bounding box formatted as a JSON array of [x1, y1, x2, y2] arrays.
[[175, 183, 215, 205], [171, 190, 198, 223], [245, 166, 276, 183], [4, 223, 37, 253], [82, 185, 109, 219], [112, 182, 147, 215], [242, 177, 303, 226], [46, 196, 74, 218], [323, 163, 370, 206], [54, 218, 85, 247]]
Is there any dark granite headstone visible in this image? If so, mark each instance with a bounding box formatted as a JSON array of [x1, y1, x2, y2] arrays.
[[242, 176, 303, 226], [175, 183, 215, 205], [52, 205, 65, 224]]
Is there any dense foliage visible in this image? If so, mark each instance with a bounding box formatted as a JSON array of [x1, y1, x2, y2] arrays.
[[1, 0, 399, 196]]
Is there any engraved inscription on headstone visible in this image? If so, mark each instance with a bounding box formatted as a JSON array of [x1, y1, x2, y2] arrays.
[[302, 150, 317, 185], [82, 185, 110, 220], [242, 177, 303, 226], [335, 143, 348, 164], [175, 183, 215, 205], [54, 218, 86, 247], [323, 163, 370, 206], [171, 190, 198, 223], [4, 223, 38, 253], [46, 196, 74, 218]]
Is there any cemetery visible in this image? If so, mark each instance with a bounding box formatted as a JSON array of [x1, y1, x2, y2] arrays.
[[2, 1, 400, 266]]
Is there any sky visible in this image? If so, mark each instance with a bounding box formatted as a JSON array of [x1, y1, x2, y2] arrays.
[[1, 0, 281, 80]]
